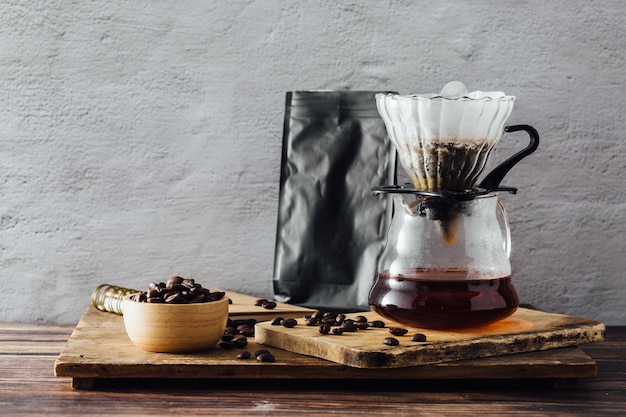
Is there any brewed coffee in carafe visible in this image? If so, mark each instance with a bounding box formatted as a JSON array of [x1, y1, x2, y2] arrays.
[[369, 82, 539, 329]]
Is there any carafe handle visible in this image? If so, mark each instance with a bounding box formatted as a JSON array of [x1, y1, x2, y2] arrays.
[[497, 198, 512, 258], [479, 125, 540, 190]]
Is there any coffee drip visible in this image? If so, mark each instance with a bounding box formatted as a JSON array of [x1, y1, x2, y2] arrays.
[[369, 82, 540, 329], [375, 82, 539, 244]]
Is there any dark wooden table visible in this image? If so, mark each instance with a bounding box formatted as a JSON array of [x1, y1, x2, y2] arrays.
[[1, 322, 624, 416]]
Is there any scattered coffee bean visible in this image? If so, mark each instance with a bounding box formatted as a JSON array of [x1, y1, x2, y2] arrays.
[[236, 351, 251, 359], [256, 352, 275, 363], [233, 336, 248, 348], [262, 301, 277, 310], [389, 327, 408, 336], [411, 333, 427, 342], [340, 322, 358, 332], [271, 309, 397, 343], [310, 310, 323, 319], [270, 317, 284, 325], [239, 327, 255, 337], [305, 317, 318, 326], [282, 318, 297, 328], [237, 323, 251, 332], [244, 318, 258, 326], [383, 337, 399, 346], [254, 349, 270, 357], [221, 334, 235, 342], [254, 298, 268, 306], [319, 324, 331, 334], [354, 315, 368, 323], [219, 341, 235, 350]]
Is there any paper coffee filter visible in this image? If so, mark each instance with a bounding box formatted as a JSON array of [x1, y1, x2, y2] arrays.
[[376, 82, 515, 191]]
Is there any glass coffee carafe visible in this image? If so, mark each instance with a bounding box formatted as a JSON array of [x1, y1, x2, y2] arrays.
[[369, 82, 539, 329]]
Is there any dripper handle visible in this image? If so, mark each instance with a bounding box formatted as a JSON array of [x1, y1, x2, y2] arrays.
[[479, 125, 540, 190]]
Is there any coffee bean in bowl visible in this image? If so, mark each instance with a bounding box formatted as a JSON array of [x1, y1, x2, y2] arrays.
[[122, 277, 229, 353]]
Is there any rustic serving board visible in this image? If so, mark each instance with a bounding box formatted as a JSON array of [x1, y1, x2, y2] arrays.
[[217, 289, 315, 320], [255, 308, 605, 368], [56, 293, 603, 390]]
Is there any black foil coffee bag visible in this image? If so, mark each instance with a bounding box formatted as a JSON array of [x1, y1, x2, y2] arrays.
[[273, 91, 397, 311]]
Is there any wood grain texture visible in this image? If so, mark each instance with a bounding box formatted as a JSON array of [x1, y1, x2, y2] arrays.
[[122, 296, 229, 352], [55, 304, 601, 389], [209, 289, 316, 320], [2, 323, 626, 416], [255, 308, 606, 368]]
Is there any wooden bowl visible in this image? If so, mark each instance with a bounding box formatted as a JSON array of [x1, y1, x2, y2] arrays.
[[122, 295, 229, 353]]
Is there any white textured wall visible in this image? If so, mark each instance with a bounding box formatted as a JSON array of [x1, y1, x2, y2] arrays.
[[1, 0, 624, 325]]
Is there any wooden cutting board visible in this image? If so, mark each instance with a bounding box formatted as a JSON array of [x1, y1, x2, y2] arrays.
[[255, 308, 605, 368], [55, 303, 601, 390], [219, 289, 316, 320]]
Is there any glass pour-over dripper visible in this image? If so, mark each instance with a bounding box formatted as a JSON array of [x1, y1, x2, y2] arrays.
[[370, 82, 540, 329], [375, 81, 515, 191]]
